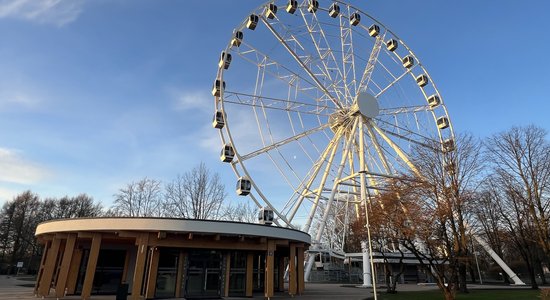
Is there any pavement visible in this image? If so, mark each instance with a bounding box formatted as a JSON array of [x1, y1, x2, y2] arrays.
[[0, 275, 535, 300]]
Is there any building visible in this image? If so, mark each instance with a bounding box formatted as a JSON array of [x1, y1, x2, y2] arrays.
[[34, 217, 310, 299]]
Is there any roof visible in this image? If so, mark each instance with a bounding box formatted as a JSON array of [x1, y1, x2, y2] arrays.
[[35, 217, 311, 244]]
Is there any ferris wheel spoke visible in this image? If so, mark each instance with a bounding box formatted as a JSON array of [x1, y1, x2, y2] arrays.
[[286, 129, 341, 223], [302, 128, 343, 232], [223, 91, 334, 116], [260, 16, 344, 110], [234, 43, 337, 110], [357, 32, 385, 94], [236, 122, 331, 163], [299, 9, 348, 102], [312, 117, 359, 244], [364, 121, 391, 173], [375, 65, 418, 98], [373, 117, 438, 147], [338, 11, 358, 105], [379, 104, 433, 116], [367, 119, 420, 176]]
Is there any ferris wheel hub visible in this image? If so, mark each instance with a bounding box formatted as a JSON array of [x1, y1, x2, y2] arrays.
[[355, 92, 379, 119]]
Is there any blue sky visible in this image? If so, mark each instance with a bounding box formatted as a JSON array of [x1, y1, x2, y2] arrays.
[[1, 0, 549, 208]]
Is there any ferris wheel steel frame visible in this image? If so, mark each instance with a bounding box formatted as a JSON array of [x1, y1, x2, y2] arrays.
[[212, 0, 524, 286]]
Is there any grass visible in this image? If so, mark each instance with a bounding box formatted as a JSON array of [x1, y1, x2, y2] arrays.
[[374, 289, 541, 300]]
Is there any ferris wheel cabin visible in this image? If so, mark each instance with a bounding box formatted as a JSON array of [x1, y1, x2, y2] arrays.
[[416, 74, 429, 87], [236, 177, 252, 196], [402, 55, 414, 68], [437, 116, 450, 129], [258, 207, 275, 225], [386, 39, 398, 51], [286, 0, 297, 14], [246, 14, 259, 30], [231, 31, 243, 47], [221, 144, 235, 163], [212, 110, 225, 129], [265, 3, 278, 19], [427, 94, 440, 108], [212, 79, 226, 97], [328, 3, 340, 17], [350, 12, 361, 26], [442, 138, 455, 153], [218, 51, 232, 70], [308, 0, 319, 13], [368, 24, 380, 37]]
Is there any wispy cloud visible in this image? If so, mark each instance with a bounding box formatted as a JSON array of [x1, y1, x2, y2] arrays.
[[0, 0, 84, 26], [170, 89, 212, 113], [0, 89, 41, 110], [0, 147, 51, 184]]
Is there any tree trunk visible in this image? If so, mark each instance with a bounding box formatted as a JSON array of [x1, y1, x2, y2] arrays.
[[527, 261, 539, 289], [443, 287, 456, 300], [458, 262, 469, 293], [468, 263, 476, 284]]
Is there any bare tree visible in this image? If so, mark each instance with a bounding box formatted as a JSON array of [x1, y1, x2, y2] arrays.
[[413, 133, 484, 294], [109, 178, 163, 217], [222, 201, 258, 223], [164, 162, 226, 220], [0, 191, 42, 274], [472, 188, 511, 283], [485, 125, 550, 273]]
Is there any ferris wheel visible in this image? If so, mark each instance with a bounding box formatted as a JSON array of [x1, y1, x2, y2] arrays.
[[213, 0, 454, 269]]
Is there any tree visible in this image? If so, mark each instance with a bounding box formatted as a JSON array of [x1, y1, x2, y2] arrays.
[[42, 194, 103, 220], [472, 188, 512, 284], [222, 201, 258, 223], [109, 178, 163, 217], [485, 125, 550, 273], [0, 191, 42, 274], [164, 162, 226, 219], [354, 133, 483, 299]]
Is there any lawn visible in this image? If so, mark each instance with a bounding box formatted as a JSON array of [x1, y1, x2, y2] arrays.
[[374, 289, 541, 300]]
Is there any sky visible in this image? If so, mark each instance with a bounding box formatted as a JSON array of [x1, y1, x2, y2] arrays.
[[1, 0, 549, 208]]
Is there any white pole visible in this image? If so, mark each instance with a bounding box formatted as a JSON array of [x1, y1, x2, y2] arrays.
[[472, 234, 525, 285], [361, 241, 372, 287], [474, 251, 483, 285]]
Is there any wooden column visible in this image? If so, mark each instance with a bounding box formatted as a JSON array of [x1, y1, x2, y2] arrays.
[[297, 247, 305, 295], [224, 253, 231, 297], [55, 233, 77, 298], [34, 241, 50, 294], [265, 240, 275, 298], [175, 252, 186, 298], [288, 244, 297, 296], [277, 256, 285, 292], [245, 252, 254, 297], [66, 248, 83, 295], [38, 237, 61, 296], [145, 247, 160, 299], [131, 233, 150, 300], [81, 233, 102, 299]]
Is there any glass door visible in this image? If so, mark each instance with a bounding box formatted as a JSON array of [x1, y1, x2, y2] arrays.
[[185, 250, 222, 298], [155, 248, 179, 298]]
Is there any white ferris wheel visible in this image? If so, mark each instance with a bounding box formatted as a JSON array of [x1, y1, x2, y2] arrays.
[[213, 0, 454, 277]]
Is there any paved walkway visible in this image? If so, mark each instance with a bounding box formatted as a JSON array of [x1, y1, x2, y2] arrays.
[[0, 275, 535, 300]]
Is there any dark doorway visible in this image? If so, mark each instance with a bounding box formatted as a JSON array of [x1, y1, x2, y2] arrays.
[[75, 249, 126, 295], [155, 248, 179, 298], [185, 250, 222, 298]]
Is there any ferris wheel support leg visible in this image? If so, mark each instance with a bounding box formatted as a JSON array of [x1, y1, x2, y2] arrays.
[[471, 234, 525, 285], [304, 249, 316, 282]]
